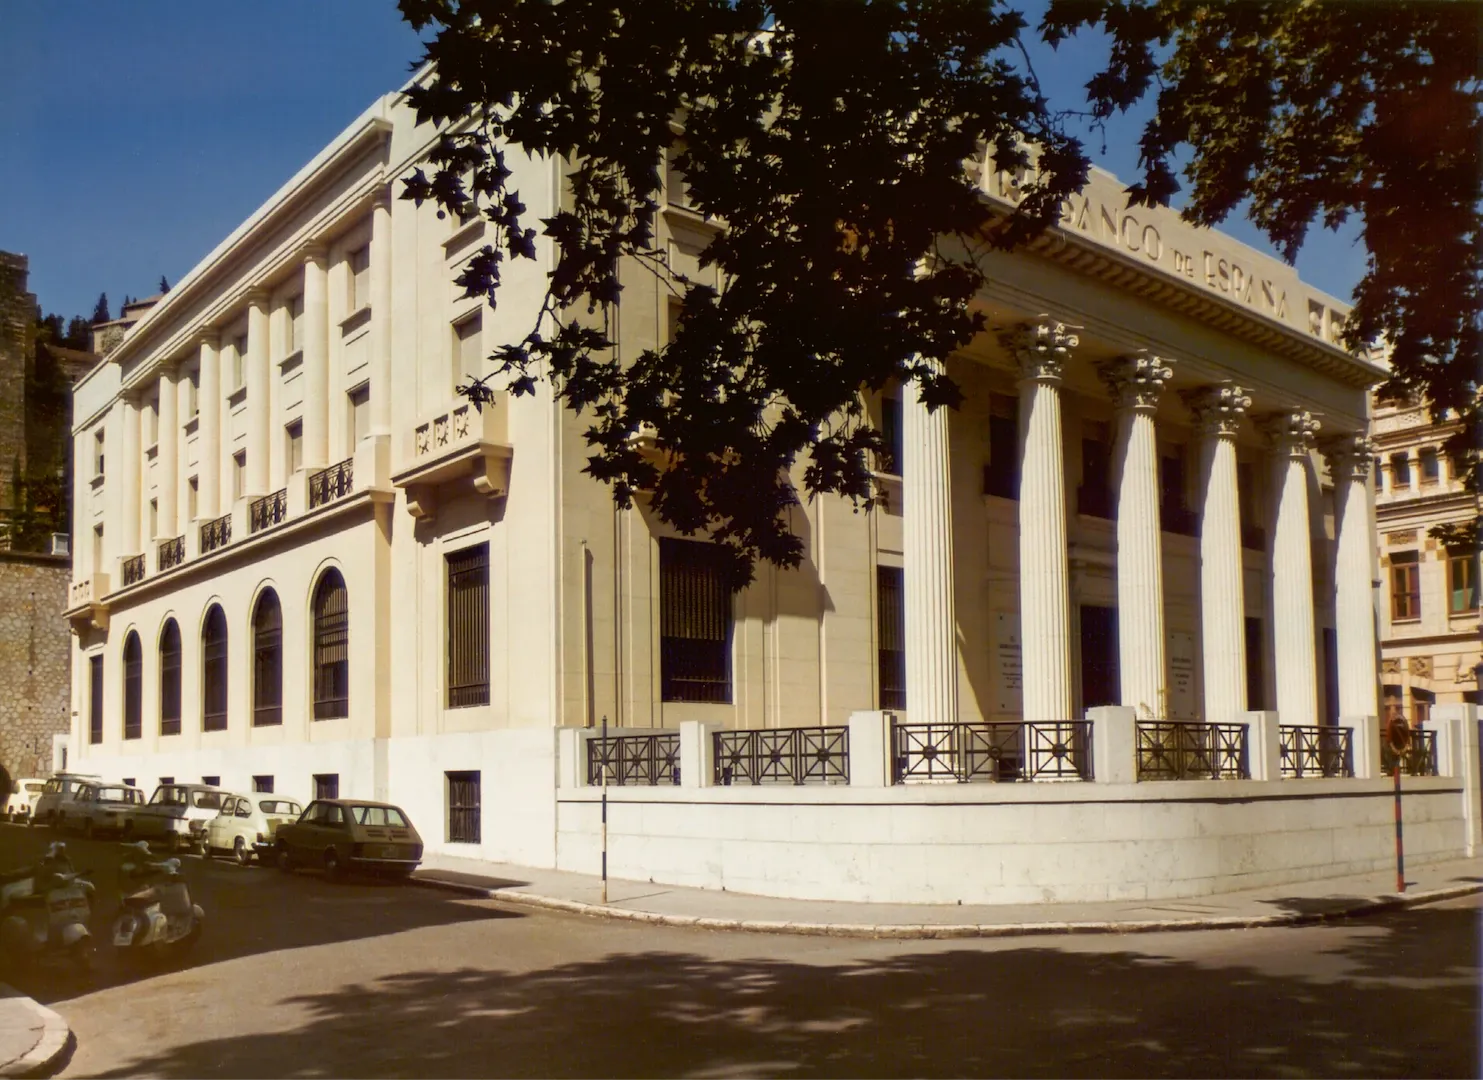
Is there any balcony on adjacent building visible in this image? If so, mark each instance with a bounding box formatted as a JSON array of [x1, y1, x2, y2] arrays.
[[157, 535, 185, 572], [308, 457, 354, 509], [392, 398, 512, 521], [250, 489, 288, 534], [66, 573, 111, 631], [121, 553, 146, 587], [200, 512, 231, 554]]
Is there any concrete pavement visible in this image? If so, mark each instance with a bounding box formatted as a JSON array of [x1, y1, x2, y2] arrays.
[[412, 852, 1483, 937], [0, 986, 70, 1079]]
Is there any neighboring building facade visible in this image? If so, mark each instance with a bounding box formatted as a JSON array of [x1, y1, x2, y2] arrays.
[[65, 75, 1477, 903], [0, 550, 73, 791], [1373, 394, 1481, 724]]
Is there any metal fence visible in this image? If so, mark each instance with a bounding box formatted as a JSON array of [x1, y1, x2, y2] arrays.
[[121, 553, 146, 586], [714, 726, 849, 785], [200, 512, 231, 554], [587, 732, 681, 786], [1136, 721, 1249, 781], [309, 458, 354, 509], [250, 489, 287, 533], [1279, 725, 1354, 778], [1381, 729, 1439, 777], [157, 535, 185, 572], [893, 721, 1092, 784]]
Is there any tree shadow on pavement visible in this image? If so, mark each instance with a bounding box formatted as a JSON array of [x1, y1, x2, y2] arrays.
[[85, 904, 1479, 1079]]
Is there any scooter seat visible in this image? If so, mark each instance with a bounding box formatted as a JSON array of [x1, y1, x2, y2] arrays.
[[123, 889, 159, 908]]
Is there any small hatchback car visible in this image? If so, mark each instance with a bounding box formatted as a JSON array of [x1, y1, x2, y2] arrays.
[[274, 799, 423, 880], [64, 782, 145, 837], [205, 794, 304, 865]]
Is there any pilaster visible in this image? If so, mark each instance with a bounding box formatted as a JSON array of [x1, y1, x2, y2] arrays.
[[302, 244, 330, 470], [197, 332, 221, 520], [245, 291, 271, 497], [157, 364, 179, 538], [371, 186, 394, 437]]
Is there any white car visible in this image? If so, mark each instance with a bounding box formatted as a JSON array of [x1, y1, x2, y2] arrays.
[[124, 783, 228, 852], [32, 773, 103, 827], [4, 778, 46, 823], [205, 795, 304, 865], [63, 782, 146, 838]]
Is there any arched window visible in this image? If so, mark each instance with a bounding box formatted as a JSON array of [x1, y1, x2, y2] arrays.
[[122, 631, 142, 740], [159, 619, 182, 736], [252, 589, 283, 727], [312, 569, 349, 719], [202, 605, 228, 732]]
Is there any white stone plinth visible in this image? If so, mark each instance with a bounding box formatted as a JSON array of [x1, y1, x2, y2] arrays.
[[1245, 711, 1282, 781], [1088, 705, 1136, 784], [847, 710, 894, 787]]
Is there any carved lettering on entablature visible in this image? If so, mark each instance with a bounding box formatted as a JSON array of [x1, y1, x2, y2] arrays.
[[1000, 317, 1079, 383], [1100, 350, 1175, 411], [1182, 383, 1251, 438], [1258, 409, 1322, 457]]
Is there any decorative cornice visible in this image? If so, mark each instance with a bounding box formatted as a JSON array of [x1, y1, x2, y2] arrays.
[[1002, 316, 1079, 383], [1259, 409, 1322, 456], [1100, 350, 1174, 412], [1182, 383, 1251, 438], [1320, 431, 1378, 480]]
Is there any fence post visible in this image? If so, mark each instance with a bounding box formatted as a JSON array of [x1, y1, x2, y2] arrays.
[[1088, 706, 1137, 784], [1434, 703, 1480, 857], [848, 710, 893, 787], [1342, 714, 1382, 779], [679, 721, 714, 788], [1245, 711, 1282, 781]]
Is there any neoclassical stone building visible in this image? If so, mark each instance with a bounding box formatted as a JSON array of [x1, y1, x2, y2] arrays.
[[66, 74, 1478, 902]]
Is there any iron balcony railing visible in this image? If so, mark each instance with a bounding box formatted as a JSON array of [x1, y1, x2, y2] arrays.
[[308, 457, 354, 509], [893, 720, 1092, 784], [199, 512, 231, 554], [1279, 725, 1354, 778], [121, 553, 146, 586], [157, 535, 185, 572], [250, 489, 287, 534], [715, 726, 849, 785], [1137, 721, 1249, 781], [586, 732, 681, 787], [1381, 728, 1439, 777]]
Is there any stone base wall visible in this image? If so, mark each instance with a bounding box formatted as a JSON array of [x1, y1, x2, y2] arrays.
[[0, 551, 71, 789]]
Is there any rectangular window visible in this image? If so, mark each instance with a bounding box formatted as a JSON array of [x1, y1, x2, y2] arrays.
[[1079, 605, 1119, 712], [665, 141, 693, 208], [233, 450, 247, 502], [159, 776, 174, 787], [252, 775, 274, 793], [94, 430, 105, 478], [1449, 548, 1479, 614], [187, 476, 198, 521], [122, 778, 135, 789], [149, 499, 158, 540], [447, 771, 481, 844], [1245, 616, 1266, 711], [89, 654, 104, 744], [232, 333, 248, 390], [879, 396, 902, 475], [187, 368, 199, 418], [289, 293, 305, 354], [349, 383, 371, 445], [984, 395, 1019, 500], [202, 775, 220, 788], [1390, 551, 1421, 621], [1321, 626, 1339, 727], [313, 774, 339, 801], [1383, 684, 1405, 727], [446, 543, 491, 708], [349, 246, 371, 311], [1237, 461, 1264, 550], [1373, 458, 1383, 491], [1411, 687, 1434, 728], [147, 395, 159, 447], [453, 312, 483, 389], [1420, 448, 1440, 485], [660, 538, 733, 703], [877, 566, 906, 710], [1077, 425, 1112, 518], [285, 419, 303, 476], [1390, 452, 1411, 488], [92, 524, 103, 574], [1159, 446, 1195, 535]]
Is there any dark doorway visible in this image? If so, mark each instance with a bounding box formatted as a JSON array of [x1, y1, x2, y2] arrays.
[[1321, 626, 1339, 725], [1079, 604, 1119, 711]]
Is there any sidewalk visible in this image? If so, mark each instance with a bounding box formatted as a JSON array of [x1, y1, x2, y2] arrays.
[[412, 854, 1483, 938], [0, 985, 70, 1080]]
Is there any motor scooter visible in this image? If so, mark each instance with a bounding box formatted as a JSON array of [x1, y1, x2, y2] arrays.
[[0, 842, 96, 973], [112, 841, 204, 963]]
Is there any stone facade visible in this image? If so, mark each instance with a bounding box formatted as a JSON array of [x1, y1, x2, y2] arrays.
[[0, 551, 71, 789], [0, 252, 37, 522]]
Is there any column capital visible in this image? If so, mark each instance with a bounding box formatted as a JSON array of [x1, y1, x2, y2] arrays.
[[300, 241, 329, 266], [1320, 431, 1377, 480], [372, 181, 394, 211], [244, 288, 271, 311], [1182, 382, 1251, 438], [1100, 350, 1174, 412], [195, 328, 220, 349], [1259, 409, 1322, 457], [1002, 316, 1080, 383]]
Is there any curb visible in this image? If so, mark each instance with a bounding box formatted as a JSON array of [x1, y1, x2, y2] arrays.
[[0, 987, 73, 1080], [410, 876, 1483, 940]]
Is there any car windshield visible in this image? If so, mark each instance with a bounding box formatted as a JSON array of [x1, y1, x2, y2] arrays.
[[24, 784, 43, 794], [351, 805, 408, 828], [151, 787, 186, 806], [260, 800, 300, 816], [97, 786, 135, 802], [191, 790, 223, 810]]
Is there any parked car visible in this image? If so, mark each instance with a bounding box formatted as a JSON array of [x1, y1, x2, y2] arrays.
[[274, 799, 423, 880], [205, 795, 303, 865], [4, 778, 46, 824], [124, 783, 228, 852], [63, 782, 146, 838], [31, 773, 103, 827]]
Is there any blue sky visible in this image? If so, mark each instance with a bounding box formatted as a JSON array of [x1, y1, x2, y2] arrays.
[[2, 1, 1367, 324]]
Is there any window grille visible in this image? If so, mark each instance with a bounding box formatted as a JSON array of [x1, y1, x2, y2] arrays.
[[313, 570, 349, 719], [160, 619, 182, 735], [123, 632, 142, 739], [89, 654, 103, 744], [877, 566, 906, 710], [253, 590, 283, 726], [202, 605, 229, 731], [660, 539, 733, 703], [447, 771, 481, 844], [313, 773, 339, 800], [446, 544, 490, 708]]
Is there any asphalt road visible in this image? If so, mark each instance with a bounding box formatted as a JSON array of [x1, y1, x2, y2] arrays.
[[2, 823, 1478, 1078]]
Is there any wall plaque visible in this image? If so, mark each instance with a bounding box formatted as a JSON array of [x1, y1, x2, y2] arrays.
[[1168, 631, 1197, 719], [992, 611, 1023, 715]]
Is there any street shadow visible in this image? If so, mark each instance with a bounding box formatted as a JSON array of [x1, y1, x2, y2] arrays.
[[84, 903, 1479, 1079]]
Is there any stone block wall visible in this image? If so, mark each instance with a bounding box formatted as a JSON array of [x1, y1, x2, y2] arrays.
[[0, 551, 71, 788], [0, 251, 36, 520]]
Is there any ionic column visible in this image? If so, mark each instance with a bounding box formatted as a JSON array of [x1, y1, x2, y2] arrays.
[[1323, 432, 1380, 719], [1184, 384, 1251, 725], [119, 396, 140, 554], [303, 245, 330, 469], [1261, 409, 1323, 726], [370, 187, 393, 437], [902, 356, 958, 725], [157, 365, 178, 537], [245, 292, 270, 496], [1101, 351, 1173, 716], [197, 333, 220, 519], [1005, 319, 1076, 722]]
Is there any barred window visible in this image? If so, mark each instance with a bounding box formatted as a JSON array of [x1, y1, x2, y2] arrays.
[[660, 538, 732, 703], [313, 773, 339, 801], [159, 619, 182, 735], [447, 771, 481, 844], [312, 569, 349, 719], [122, 631, 142, 740], [202, 604, 229, 731], [446, 544, 490, 708], [89, 654, 103, 744], [877, 567, 906, 710], [252, 590, 282, 727]]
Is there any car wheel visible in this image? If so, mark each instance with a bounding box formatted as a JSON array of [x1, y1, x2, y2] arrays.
[[276, 843, 294, 873], [323, 847, 343, 882], [233, 837, 252, 866]]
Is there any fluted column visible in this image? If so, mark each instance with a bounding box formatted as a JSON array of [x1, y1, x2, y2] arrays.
[[370, 188, 393, 437], [245, 292, 270, 496], [157, 366, 178, 537], [119, 396, 140, 554], [303, 245, 330, 469], [902, 357, 958, 725], [1102, 351, 1173, 716], [1184, 384, 1251, 724], [1324, 432, 1380, 719], [1005, 319, 1076, 722], [1262, 409, 1322, 725], [197, 334, 220, 519]]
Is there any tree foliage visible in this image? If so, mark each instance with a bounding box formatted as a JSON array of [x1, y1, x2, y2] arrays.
[[91, 292, 110, 325]]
